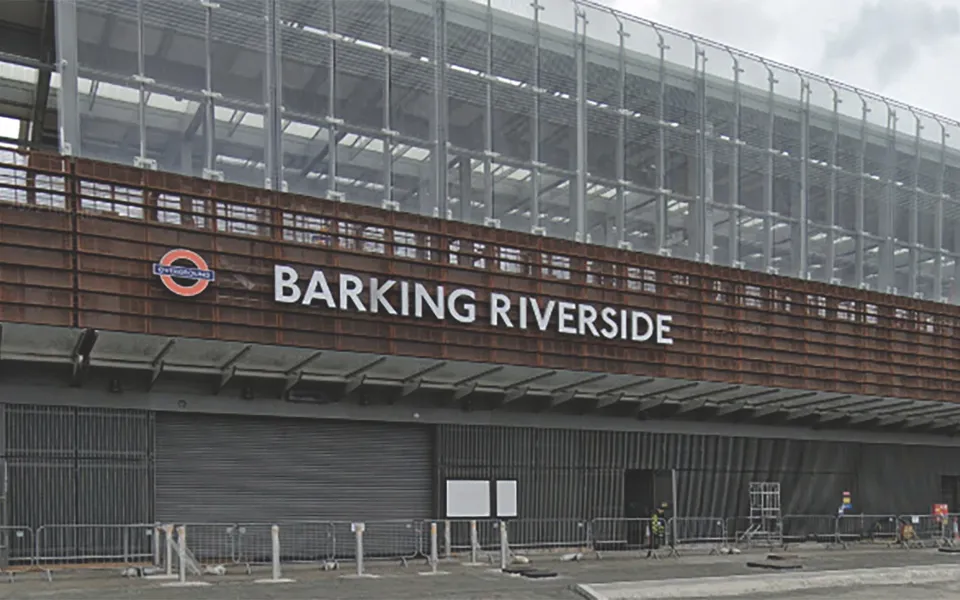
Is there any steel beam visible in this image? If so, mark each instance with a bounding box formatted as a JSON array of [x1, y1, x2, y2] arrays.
[[673, 398, 709, 415], [70, 329, 99, 387], [632, 397, 668, 418], [215, 345, 252, 394], [281, 350, 325, 398], [147, 338, 176, 392], [342, 357, 389, 396]]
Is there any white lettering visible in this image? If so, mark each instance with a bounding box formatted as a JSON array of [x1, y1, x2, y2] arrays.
[[448, 289, 477, 323], [369, 278, 397, 315], [490, 293, 513, 328], [530, 298, 555, 331], [657, 314, 674, 345], [274, 265, 302, 303], [631, 311, 654, 342], [339, 275, 366, 312], [578, 304, 600, 337], [400, 281, 410, 316], [302, 270, 335, 308], [415, 283, 444, 319], [600, 307, 618, 339], [271, 265, 676, 345], [557, 302, 577, 334]]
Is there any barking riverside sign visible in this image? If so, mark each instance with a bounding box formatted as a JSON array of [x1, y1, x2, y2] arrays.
[[274, 265, 674, 345]]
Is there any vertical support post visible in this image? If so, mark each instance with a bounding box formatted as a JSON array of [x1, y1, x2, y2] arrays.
[[443, 520, 451, 559], [54, 0, 81, 156], [430, 521, 439, 573], [826, 84, 840, 282], [529, 1, 543, 234], [797, 75, 810, 278], [614, 15, 627, 248], [354, 522, 365, 577], [202, 0, 218, 176], [327, 0, 340, 197], [176, 526, 187, 584], [470, 520, 479, 564], [761, 61, 776, 272], [907, 109, 922, 298], [671, 468, 679, 551], [164, 525, 173, 576], [482, 0, 495, 222], [935, 121, 947, 301], [693, 41, 708, 262], [855, 93, 869, 287], [499, 521, 509, 571], [653, 25, 668, 253], [573, 2, 587, 243], [383, 0, 394, 208], [135, 0, 147, 164], [879, 101, 897, 293], [432, 0, 449, 218], [271, 524, 282, 581], [263, 0, 284, 191], [727, 50, 742, 266], [153, 526, 161, 567]]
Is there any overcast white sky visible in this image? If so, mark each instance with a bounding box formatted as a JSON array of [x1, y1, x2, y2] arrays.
[[613, 0, 960, 120], [1, 0, 956, 142]]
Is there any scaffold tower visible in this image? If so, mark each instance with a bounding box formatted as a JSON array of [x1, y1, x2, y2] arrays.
[[740, 482, 783, 547]]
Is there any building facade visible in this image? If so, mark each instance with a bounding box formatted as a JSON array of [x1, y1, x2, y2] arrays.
[[2, 154, 960, 539], [1, 0, 960, 558]]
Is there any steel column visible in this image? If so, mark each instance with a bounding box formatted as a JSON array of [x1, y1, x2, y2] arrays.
[[530, 1, 543, 235], [854, 93, 868, 288], [614, 15, 627, 248], [761, 61, 776, 272], [573, 2, 587, 243], [432, 0, 449, 219], [727, 49, 742, 267], [935, 120, 947, 301], [55, 0, 82, 155], [825, 84, 840, 283]]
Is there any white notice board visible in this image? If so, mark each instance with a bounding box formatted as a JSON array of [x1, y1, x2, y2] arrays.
[[446, 480, 491, 518], [496, 480, 518, 517]]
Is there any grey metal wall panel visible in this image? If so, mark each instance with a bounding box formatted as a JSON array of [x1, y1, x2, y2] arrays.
[[3, 404, 154, 528], [155, 413, 433, 523], [437, 425, 960, 520]]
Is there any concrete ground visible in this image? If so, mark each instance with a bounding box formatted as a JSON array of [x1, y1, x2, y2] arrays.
[[727, 582, 960, 599], [0, 546, 958, 599]]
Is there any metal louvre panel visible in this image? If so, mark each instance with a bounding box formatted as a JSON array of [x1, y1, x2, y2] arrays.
[[3, 404, 154, 530], [436, 424, 957, 520], [155, 413, 433, 523]]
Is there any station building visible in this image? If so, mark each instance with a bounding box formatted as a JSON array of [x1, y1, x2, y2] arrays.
[[0, 0, 960, 538]]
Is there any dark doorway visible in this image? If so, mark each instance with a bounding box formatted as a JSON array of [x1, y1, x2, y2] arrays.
[[624, 469, 675, 547], [624, 469, 653, 547], [941, 475, 960, 511]]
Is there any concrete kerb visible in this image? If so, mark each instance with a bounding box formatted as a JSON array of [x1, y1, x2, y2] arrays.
[[572, 564, 960, 600]]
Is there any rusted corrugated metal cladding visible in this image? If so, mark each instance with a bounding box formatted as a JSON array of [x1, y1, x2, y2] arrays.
[[435, 424, 958, 518], [4, 153, 960, 403]]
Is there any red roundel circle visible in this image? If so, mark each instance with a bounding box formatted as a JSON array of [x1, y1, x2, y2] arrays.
[[152, 249, 215, 297]]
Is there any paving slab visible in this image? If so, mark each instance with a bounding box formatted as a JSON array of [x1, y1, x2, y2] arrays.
[[575, 564, 960, 600]]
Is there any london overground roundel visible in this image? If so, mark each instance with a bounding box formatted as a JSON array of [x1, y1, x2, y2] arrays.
[[152, 249, 216, 297]]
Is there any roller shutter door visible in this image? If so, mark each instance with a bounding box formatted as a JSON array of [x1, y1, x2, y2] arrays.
[[155, 413, 433, 523]]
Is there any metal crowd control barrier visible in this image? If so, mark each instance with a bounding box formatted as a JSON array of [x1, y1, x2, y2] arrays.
[[668, 517, 729, 555], [591, 518, 656, 557], [899, 514, 954, 549], [34, 523, 156, 575], [7, 512, 960, 581]]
